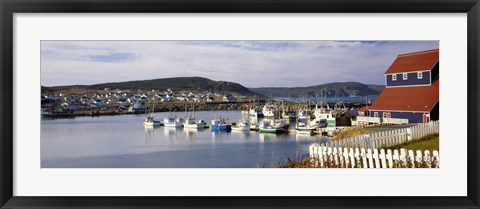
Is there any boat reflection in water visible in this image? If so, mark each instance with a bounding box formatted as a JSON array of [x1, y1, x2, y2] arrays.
[[41, 110, 330, 168]]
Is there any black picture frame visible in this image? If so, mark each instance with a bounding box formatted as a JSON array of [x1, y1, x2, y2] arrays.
[[1, 0, 479, 208]]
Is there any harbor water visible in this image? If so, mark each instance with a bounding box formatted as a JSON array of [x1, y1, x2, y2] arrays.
[[41, 110, 330, 168]]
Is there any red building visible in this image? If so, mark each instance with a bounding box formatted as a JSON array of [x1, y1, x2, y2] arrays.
[[368, 49, 439, 124]]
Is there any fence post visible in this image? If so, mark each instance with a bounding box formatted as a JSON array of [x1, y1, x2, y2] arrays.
[[354, 148, 360, 168], [349, 148, 355, 168], [343, 147, 349, 168], [406, 127, 412, 141], [400, 148, 407, 167], [333, 147, 339, 167], [380, 149, 387, 168], [433, 150, 440, 168], [408, 150, 415, 168], [367, 149, 374, 168], [386, 149, 393, 168], [424, 150, 431, 168], [361, 148, 368, 168], [373, 149, 380, 168], [415, 150, 423, 168]]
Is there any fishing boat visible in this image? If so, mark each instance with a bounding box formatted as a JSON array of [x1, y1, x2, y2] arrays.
[[274, 119, 289, 131], [262, 104, 275, 117], [198, 119, 208, 127], [183, 105, 205, 129], [163, 113, 183, 127], [144, 115, 161, 126], [295, 125, 316, 135], [314, 102, 336, 127], [295, 116, 314, 134], [258, 120, 282, 133], [310, 117, 328, 128], [232, 119, 251, 131], [211, 115, 231, 131], [143, 106, 161, 126], [249, 107, 264, 117], [183, 115, 205, 129]]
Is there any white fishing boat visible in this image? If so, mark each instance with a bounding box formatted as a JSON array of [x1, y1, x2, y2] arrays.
[[144, 115, 161, 126], [262, 104, 275, 117], [258, 120, 282, 133], [183, 116, 205, 129], [232, 119, 251, 131], [314, 102, 336, 127], [310, 117, 328, 128], [143, 106, 161, 126], [295, 125, 316, 135], [295, 116, 315, 134], [182, 105, 205, 129], [163, 113, 183, 127], [249, 107, 264, 117]]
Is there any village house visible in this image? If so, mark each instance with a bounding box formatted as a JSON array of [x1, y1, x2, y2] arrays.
[[368, 49, 439, 124]]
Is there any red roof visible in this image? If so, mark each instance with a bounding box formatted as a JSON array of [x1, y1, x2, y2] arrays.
[[385, 49, 439, 74], [369, 80, 439, 112], [359, 106, 367, 112]]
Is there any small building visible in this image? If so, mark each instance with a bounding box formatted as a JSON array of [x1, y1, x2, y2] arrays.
[[368, 49, 439, 124]]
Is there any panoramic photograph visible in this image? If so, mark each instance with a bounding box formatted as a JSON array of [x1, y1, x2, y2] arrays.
[[41, 40, 439, 168]]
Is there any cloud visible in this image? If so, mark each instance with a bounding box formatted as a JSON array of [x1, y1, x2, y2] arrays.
[[40, 40, 439, 87]]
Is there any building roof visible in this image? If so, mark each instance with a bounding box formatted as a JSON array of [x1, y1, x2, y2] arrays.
[[369, 80, 439, 112], [359, 106, 367, 112], [384, 49, 439, 74]]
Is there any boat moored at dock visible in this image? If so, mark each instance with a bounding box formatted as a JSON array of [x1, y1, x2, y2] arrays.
[[232, 119, 251, 131], [262, 104, 275, 117], [258, 120, 282, 133], [211, 115, 231, 131], [164, 113, 183, 127]]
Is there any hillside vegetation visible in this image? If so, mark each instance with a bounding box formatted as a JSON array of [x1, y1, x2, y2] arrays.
[[249, 82, 384, 98]]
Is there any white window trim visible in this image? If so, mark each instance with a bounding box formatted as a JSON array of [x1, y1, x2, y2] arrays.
[[417, 72, 423, 79], [383, 112, 387, 118], [392, 74, 397, 81], [374, 112, 378, 117], [403, 73, 408, 80]]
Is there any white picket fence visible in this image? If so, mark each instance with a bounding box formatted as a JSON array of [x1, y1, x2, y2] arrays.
[[309, 145, 439, 168], [325, 121, 439, 149]]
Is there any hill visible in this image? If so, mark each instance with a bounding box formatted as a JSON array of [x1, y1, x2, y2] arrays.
[[249, 82, 384, 98], [47, 77, 263, 96]]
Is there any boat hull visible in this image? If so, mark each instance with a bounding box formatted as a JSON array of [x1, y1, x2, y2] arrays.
[[259, 127, 281, 133], [144, 121, 161, 126], [184, 123, 205, 129], [164, 122, 183, 127], [232, 126, 250, 131], [211, 125, 232, 131], [295, 128, 315, 135]]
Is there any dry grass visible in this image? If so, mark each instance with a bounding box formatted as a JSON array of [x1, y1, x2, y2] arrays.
[[264, 154, 439, 168], [332, 126, 371, 141], [385, 133, 439, 152]]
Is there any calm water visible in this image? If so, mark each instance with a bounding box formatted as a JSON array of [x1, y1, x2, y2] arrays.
[[41, 111, 330, 168]]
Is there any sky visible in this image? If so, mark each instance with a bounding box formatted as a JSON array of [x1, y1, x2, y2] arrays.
[[41, 41, 439, 88]]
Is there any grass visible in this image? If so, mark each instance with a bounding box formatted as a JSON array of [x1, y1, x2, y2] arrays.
[[385, 133, 439, 152], [332, 126, 371, 141]]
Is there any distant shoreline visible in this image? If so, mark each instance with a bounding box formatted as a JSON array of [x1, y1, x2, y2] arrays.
[[41, 100, 368, 119]]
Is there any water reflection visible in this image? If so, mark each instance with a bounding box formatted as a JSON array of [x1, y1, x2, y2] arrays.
[[42, 111, 331, 168]]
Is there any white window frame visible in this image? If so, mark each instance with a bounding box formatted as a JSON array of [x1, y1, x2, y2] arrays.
[[374, 112, 378, 117], [392, 74, 397, 81], [417, 72, 423, 79], [383, 112, 387, 118], [403, 73, 408, 80]]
